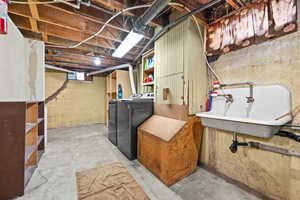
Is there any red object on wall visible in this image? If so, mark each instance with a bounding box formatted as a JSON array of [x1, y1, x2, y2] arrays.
[[0, 0, 8, 34]]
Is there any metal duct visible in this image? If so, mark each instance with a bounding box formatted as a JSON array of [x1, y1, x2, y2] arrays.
[[134, 0, 223, 61], [134, 0, 171, 31]]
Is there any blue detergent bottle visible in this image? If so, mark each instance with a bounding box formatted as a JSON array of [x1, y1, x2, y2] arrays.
[[118, 84, 123, 99]]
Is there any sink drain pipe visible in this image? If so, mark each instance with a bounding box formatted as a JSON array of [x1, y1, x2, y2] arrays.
[[229, 132, 300, 158]]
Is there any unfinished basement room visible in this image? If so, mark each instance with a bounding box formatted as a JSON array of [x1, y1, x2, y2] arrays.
[[0, 0, 299, 199]]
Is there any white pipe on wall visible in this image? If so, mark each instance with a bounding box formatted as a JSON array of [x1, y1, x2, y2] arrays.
[[87, 63, 137, 95], [45, 64, 77, 73]]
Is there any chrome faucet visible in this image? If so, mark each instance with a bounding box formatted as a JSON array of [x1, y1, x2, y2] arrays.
[[211, 92, 234, 103], [218, 94, 234, 103], [220, 82, 255, 104]]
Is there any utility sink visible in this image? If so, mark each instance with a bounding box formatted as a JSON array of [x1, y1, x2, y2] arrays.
[[196, 85, 292, 138]]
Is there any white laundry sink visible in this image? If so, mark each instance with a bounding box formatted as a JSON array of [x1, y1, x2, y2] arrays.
[[196, 85, 292, 138]]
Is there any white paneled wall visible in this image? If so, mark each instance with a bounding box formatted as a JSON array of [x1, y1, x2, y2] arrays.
[[154, 19, 207, 114]]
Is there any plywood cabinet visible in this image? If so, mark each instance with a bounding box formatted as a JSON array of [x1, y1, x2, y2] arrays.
[[154, 19, 207, 114], [138, 115, 203, 186]]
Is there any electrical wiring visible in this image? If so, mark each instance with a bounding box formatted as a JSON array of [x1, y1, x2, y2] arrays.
[[10, 0, 73, 4], [47, 4, 154, 49], [12, 0, 222, 83], [170, 2, 221, 83]]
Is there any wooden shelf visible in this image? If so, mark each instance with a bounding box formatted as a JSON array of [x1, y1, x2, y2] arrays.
[[25, 146, 37, 163], [26, 123, 37, 133], [1, 101, 45, 198], [142, 50, 155, 94], [26, 118, 43, 134], [144, 67, 154, 74]]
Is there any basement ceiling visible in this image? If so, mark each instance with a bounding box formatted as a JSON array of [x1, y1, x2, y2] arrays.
[[8, 0, 253, 72]]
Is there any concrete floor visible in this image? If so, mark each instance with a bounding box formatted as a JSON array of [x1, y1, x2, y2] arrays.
[[17, 124, 261, 200]]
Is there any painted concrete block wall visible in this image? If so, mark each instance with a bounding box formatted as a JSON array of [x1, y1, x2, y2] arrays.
[[201, 6, 300, 200], [45, 70, 106, 129]]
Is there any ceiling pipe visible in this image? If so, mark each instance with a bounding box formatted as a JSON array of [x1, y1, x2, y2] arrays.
[[87, 64, 136, 95], [55, 0, 81, 9], [45, 64, 77, 73], [134, 0, 171, 31], [134, 0, 223, 62]]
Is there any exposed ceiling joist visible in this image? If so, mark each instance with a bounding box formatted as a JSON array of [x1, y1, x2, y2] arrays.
[[225, 0, 240, 9], [92, 0, 163, 27], [8, 5, 148, 51], [171, 5, 207, 25], [9, 14, 142, 58], [43, 3, 154, 39], [20, 29, 134, 62], [46, 52, 126, 67]]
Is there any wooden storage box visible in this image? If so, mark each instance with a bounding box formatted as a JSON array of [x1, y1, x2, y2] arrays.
[[137, 115, 202, 186]]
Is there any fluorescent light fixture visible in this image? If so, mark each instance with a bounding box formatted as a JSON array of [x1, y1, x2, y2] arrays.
[[113, 30, 144, 58], [94, 57, 101, 66]]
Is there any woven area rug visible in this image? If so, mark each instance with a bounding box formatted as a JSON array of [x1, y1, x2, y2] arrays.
[[76, 162, 150, 200]]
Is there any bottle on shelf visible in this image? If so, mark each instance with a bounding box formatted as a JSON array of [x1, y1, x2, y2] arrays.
[[117, 84, 123, 99]]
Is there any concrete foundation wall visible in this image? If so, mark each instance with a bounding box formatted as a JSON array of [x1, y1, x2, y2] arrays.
[[201, 9, 300, 200], [45, 70, 106, 129]]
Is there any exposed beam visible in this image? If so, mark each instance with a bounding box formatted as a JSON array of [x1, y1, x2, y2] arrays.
[[225, 0, 240, 9], [93, 0, 127, 11], [44, 3, 154, 39], [28, 0, 39, 32], [19, 29, 133, 61], [9, 4, 124, 43], [92, 0, 163, 27], [29, 18, 38, 32], [8, 5, 148, 50], [171, 5, 207, 25], [46, 47, 131, 64], [9, 14, 141, 57], [174, 0, 209, 23], [46, 52, 126, 67]]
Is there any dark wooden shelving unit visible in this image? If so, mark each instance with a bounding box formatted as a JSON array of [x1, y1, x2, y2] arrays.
[[0, 101, 45, 199]]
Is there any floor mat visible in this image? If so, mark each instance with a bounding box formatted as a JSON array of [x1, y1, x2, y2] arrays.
[[76, 162, 150, 200]]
